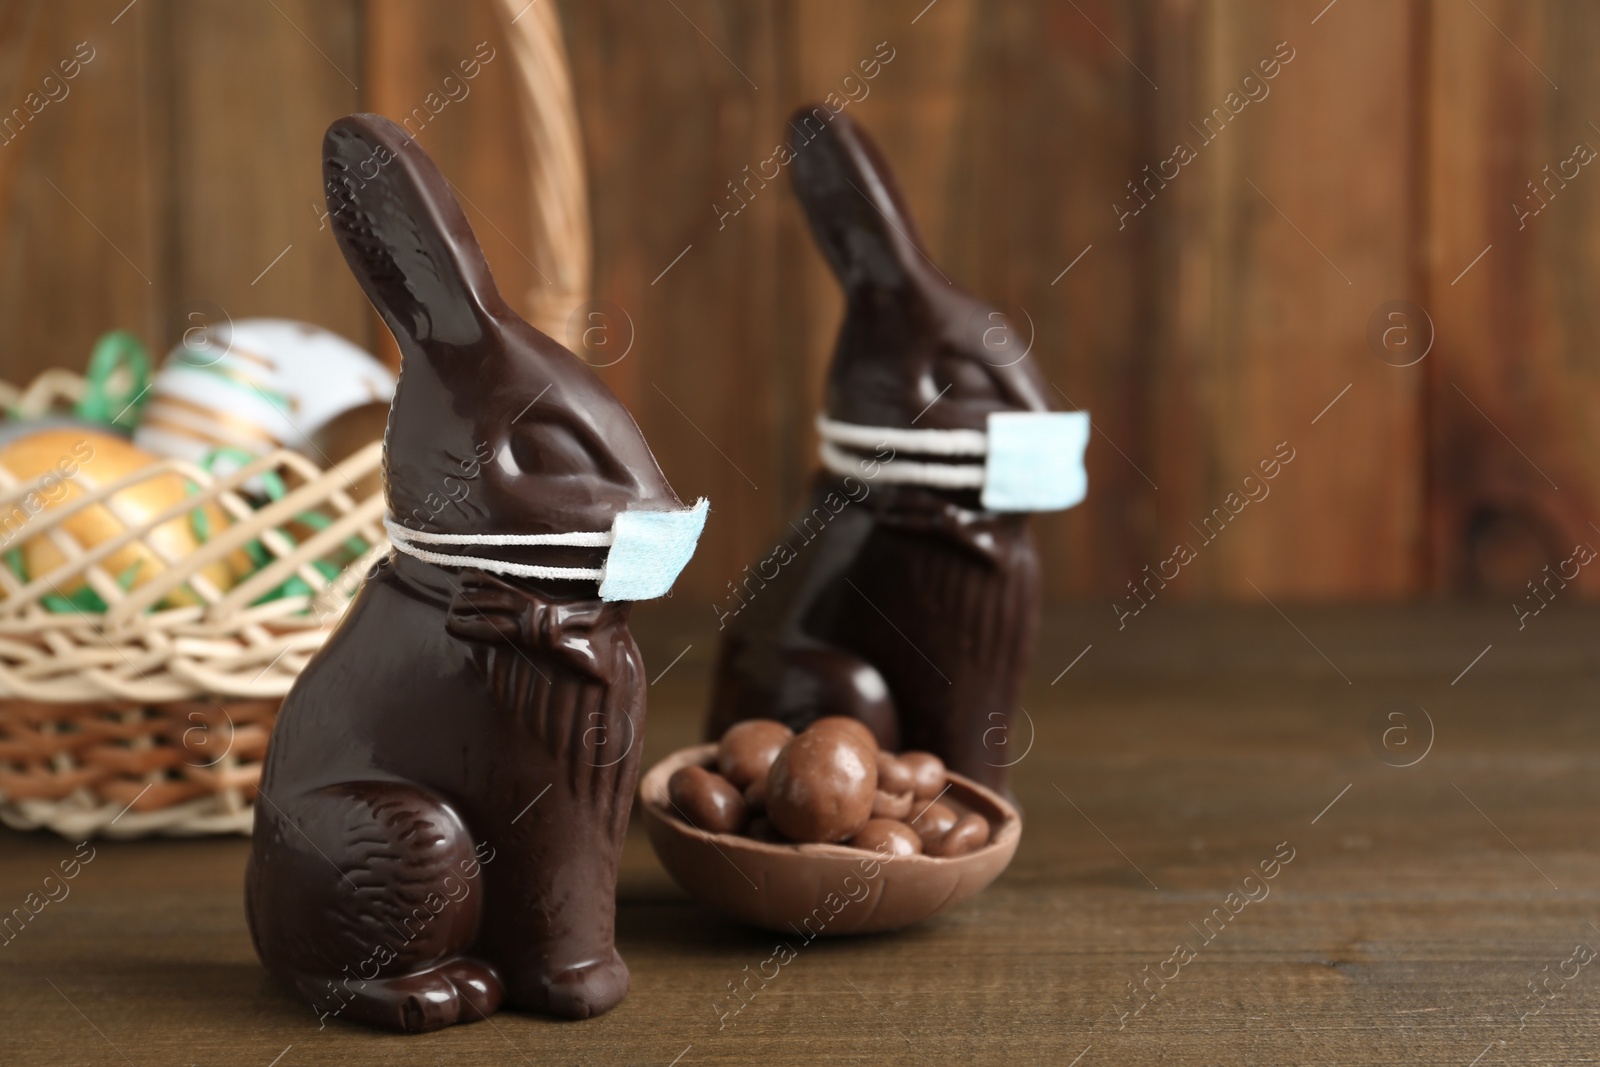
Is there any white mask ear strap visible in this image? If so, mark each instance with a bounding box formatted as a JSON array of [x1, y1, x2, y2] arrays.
[[815, 414, 987, 456], [382, 521, 612, 548], [383, 519, 605, 581], [382, 498, 711, 598], [818, 441, 984, 489], [816, 414, 988, 490]]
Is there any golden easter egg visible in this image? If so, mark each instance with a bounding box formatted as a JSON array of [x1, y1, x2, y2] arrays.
[[0, 428, 249, 608]]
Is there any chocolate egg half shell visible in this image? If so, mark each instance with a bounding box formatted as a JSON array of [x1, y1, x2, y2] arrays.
[[640, 744, 1023, 936]]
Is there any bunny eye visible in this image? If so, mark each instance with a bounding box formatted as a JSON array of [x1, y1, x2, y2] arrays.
[[506, 421, 599, 478], [932, 352, 1002, 401]]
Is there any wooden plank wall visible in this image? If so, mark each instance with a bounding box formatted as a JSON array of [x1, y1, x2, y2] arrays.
[[1427, 1, 1600, 600], [0, 0, 1593, 606], [0, 0, 369, 379]]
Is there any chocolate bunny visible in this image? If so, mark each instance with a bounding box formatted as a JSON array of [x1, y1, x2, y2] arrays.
[[247, 114, 702, 1032], [708, 107, 1085, 793]]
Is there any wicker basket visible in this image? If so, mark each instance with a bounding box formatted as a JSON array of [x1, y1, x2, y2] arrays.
[[0, 1, 590, 840], [0, 368, 388, 838]]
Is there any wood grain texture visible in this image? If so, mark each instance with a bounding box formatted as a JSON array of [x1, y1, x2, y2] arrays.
[[366, 0, 542, 370], [1141, 0, 1425, 601], [955, 0, 1157, 603], [0, 0, 163, 386], [1425, 0, 1600, 598], [164, 0, 365, 351], [0, 0, 1598, 606], [558, 0, 793, 608], [0, 0, 366, 384], [3, 604, 1599, 1064]]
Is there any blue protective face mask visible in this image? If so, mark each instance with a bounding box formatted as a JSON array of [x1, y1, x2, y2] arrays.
[[384, 497, 709, 602], [816, 410, 1089, 513], [981, 411, 1090, 511]]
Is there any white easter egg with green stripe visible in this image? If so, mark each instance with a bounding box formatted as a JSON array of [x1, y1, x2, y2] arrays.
[[133, 319, 394, 466]]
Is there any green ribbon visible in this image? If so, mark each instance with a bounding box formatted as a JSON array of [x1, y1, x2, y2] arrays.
[[75, 330, 152, 430], [17, 546, 144, 615], [195, 448, 367, 607]]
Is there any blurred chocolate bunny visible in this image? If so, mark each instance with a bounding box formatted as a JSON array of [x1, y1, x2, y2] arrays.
[[707, 107, 1087, 793], [247, 114, 705, 1032]]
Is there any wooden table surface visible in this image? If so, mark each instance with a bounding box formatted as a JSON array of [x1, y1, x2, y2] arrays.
[[3, 604, 1598, 1066]]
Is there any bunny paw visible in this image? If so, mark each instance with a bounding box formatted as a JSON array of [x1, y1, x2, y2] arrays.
[[300, 956, 504, 1033], [508, 948, 630, 1020]]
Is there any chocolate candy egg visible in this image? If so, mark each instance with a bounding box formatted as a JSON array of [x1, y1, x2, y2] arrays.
[[745, 816, 785, 843], [850, 818, 922, 857], [909, 800, 958, 848], [667, 765, 746, 834], [871, 788, 913, 821], [808, 715, 879, 752], [718, 719, 794, 788], [743, 775, 767, 815], [0, 428, 247, 606], [765, 730, 878, 843], [928, 813, 991, 858], [876, 751, 914, 795], [899, 751, 947, 798]]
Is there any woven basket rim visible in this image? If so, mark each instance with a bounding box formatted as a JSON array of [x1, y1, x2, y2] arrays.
[[0, 368, 388, 715]]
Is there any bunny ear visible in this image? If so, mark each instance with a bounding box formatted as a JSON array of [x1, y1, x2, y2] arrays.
[[323, 113, 507, 348], [788, 106, 930, 291]]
